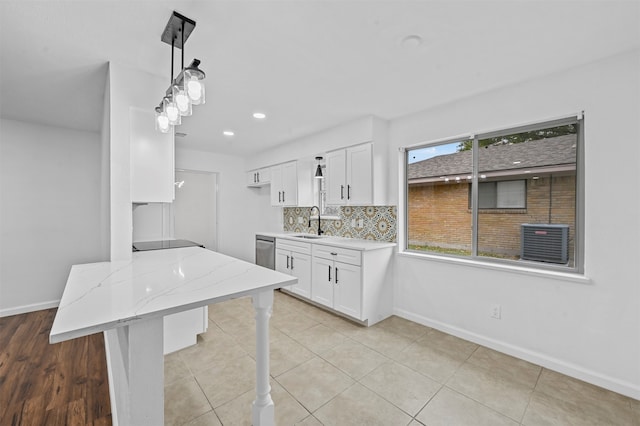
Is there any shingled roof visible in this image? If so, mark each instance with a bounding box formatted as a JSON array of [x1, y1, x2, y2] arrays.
[[408, 134, 577, 180]]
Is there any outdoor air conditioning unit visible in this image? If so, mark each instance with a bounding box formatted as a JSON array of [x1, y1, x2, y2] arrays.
[[521, 224, 569, 264]]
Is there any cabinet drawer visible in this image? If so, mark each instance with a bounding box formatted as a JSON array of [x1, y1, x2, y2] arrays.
[[313, 244, 361, 266], [276, 239, 311, 255]]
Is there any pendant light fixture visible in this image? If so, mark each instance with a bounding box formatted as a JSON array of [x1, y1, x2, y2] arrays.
[[155, 11, 206, 133], [315, 156, 324, 179]]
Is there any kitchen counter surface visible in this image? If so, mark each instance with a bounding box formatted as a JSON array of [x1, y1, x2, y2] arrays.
[[50, 246, 296, 343], [257, 232, 396, 251]]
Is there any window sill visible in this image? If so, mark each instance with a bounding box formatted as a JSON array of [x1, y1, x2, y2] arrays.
[[397, 250, 591, 284]]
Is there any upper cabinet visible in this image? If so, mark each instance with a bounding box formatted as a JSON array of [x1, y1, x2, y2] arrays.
[[270, 161, 298, 206], [130, 108, 175, 203], [247, 167, 271, 187], [325, 143, 372, 205]]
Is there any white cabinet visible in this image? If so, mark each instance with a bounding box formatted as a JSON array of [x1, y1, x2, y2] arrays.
[[311, 245, 363, 319], [130, 107, 175, 203], [325, 143, 372, 205], [276, 239, 312, 298], [247, 167, 271, 187], [271, 161, 298, 206], [163, 306, 208, 354]]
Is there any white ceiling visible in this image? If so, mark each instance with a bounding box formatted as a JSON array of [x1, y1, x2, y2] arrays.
[[1, 1, 639, 156]]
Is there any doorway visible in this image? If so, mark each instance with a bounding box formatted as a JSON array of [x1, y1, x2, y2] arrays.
[[172, 170, 218, 250]]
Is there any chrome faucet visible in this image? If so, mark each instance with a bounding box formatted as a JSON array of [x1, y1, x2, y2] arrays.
[[309, 206, 323, 235]]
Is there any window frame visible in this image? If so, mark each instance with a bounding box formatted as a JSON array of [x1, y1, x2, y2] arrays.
[[401, 114, 584, 274]]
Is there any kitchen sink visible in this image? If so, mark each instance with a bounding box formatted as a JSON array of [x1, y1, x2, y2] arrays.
[[292, 235, 323, 239]]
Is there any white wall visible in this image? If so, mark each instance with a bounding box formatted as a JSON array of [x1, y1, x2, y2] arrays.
[[108, 62, 167, 261], [0, 118, 105, 315], [175, 148, 280, 262], [389, 50, 640, 398]]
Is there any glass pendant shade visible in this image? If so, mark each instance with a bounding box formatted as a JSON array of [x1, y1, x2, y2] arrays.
[[163, 97, 181, 125], [155, 109, 171, 133], [184, 68, 205, 105], [173, 84, 192, 117]]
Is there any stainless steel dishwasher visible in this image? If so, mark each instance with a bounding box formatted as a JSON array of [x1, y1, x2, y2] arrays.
[[255, 235, 275, 270]]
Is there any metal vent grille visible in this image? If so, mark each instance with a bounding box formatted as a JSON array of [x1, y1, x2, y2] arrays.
[[521, 224, 569, 264]]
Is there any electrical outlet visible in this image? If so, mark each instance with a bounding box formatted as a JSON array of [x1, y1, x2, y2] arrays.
[[351, 219, 356, 227], [490, 304, 501, 319], [358, 218, 364, 228], [298, 217, 303, 224]]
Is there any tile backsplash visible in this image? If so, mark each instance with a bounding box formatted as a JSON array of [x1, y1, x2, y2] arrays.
[[283, 206, 397, 242]]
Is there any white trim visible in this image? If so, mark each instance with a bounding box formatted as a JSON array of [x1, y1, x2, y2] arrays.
[[0, 299, 60, 317], [394, 307, 640, 400], [397, 250, 590, 284]]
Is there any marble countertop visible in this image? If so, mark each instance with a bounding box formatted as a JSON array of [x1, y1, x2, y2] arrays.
[[50, 247, 296, 343], [257, 232, 397, 251]]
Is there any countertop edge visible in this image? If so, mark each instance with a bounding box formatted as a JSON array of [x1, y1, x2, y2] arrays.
[[257, 232, 397, 250]]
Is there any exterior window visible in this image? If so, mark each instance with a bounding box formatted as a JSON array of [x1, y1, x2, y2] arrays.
[[405, 118, 582, 271], [472, 180, 526, 209]]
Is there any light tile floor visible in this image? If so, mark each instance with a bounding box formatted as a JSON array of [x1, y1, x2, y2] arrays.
[[165, 291, 640, 426]]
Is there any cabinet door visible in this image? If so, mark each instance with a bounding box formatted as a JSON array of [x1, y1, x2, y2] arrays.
[[311, 257, 334, 308], [257, 167, 271, 184], [333, 262, 362, 319], [290, 252, 311, 299], [270, 165, 283, 206], [130, 108, 175, 202], [281, 161, 298, 206], [325, 149, 346, 205], [275, 248, 293, 291], [346, 143, 372, 205]]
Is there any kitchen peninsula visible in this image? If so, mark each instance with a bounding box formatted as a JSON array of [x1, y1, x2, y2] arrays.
[[50, 246, 296, 426]]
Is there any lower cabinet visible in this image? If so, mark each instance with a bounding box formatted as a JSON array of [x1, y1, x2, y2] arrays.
[[163, 306, 208, 354], [311, 254, 362, 319], [276, 239, 311, 299], [277, 237, 394, 326]]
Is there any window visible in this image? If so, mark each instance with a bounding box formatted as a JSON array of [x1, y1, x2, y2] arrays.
[[472, 180, 526, 209], [405, 117, 582, 271]]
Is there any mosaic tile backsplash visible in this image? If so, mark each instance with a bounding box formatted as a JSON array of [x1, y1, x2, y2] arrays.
[[283, 206, 397, 242]]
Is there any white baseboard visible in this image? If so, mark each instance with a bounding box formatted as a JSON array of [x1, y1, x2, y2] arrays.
[[394, 308, 640, 401], [0, 300, 60, 317]]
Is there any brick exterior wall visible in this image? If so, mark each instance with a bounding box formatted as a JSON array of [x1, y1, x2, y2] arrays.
[[408, 175, 576, 263]]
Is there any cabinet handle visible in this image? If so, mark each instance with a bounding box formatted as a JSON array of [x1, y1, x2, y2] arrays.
[[282, 191, 285, 203], [257, 172, 260, 182], [290, 256, 294, 270], [255, 173, 258, 183], [286, 255, 289, 269], [279, 191, 282, 203], [347, 185, 351, 200], [335, 267, 339, 284], [340, 185, 344, 200], [328, 265, 331, 282]]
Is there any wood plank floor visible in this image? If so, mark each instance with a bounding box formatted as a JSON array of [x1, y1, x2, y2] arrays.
[[0, 309, 111, 425]]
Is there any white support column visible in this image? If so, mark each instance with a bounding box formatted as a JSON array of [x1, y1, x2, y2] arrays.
[[252, 289, 275, 426], [104, 317, 164, 426], [128, 317, 164, 425]]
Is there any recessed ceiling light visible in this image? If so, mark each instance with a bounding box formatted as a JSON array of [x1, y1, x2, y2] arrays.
[[401, 35, 423, 47], [223, 130, 235, 136], [253, 112, 266, 119]]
